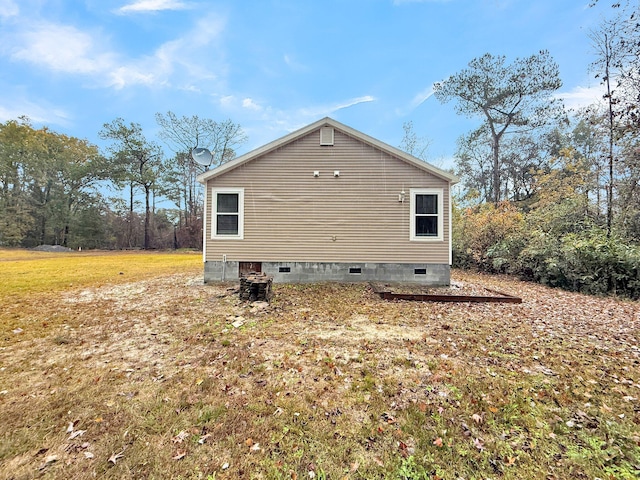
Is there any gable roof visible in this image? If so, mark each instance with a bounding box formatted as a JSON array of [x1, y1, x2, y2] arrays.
[[196, 117, 459, 184]]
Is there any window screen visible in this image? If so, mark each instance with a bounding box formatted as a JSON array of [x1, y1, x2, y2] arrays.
[[215, 193, 239, 236], [415, 194, 438, 237]]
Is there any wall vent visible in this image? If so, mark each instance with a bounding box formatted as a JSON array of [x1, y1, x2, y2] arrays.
[[414, 268, 427, 275], [320, 126, 334, 146], [279, 266, 291, 273], [349, 267, 362, 274]]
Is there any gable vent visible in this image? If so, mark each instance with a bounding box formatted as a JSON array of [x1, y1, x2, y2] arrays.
[[320, 126, 334, 146]]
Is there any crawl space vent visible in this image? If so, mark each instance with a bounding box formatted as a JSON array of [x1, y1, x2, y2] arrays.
[[320, 126, 334, 146]]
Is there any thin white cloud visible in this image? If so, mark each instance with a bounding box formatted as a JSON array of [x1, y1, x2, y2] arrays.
[[216, 95, 376, 149], [2, 13, 225, 90], [0, 0, 19, 17], [557, 84, 606, 111], [8, 22, 116, 75], [396, 84, 435, 116], [284, 54, 309, 72], [219, 95, 235, 108], [299, 95, 376, 118], [242, 98, 262, 111], [410, 85, 435, 109], [106, 13, 225, 88], [116, 0, 190, 14], [0, 95, 70, 126]]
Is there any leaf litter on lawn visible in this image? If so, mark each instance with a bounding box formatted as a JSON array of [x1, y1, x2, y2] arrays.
[[0, 269, 639, 479]]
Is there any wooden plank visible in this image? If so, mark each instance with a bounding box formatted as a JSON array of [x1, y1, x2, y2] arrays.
[[370, 282, 522, 304]]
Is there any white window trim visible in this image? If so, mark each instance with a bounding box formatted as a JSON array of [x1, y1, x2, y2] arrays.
[[410, 188, 443, 242], [212, 188, 244, 240]]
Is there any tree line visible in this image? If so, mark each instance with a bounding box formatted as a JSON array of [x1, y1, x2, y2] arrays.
[[0, 113, 245, 250], [440, 2, 640, 298], [1, 1, 636, 299]]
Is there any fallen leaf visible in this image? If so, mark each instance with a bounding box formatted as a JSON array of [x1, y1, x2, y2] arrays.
[[108, 449, 125, 464], [381, 412, 396, 424], [173, 451, 186, 460], [66, 422, 75, 433], [39, 455, 58, 470], [471, 413, 483, 424], [69, 429, 86, 440], [473, 437, 485, 451], [84, 451, 95, 459], [433, 437, 443, 447], [506, 456, 516, 466], [398, 440, 409, 457], [372, 456, 384, 467], [198, 434, 211, 444], [231, 319, 244, 328], [350, 460, 359, 472], [172, 431, 189, 443]]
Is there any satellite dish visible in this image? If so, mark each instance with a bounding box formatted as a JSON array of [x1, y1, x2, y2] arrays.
[[191, 147, 213, 167]]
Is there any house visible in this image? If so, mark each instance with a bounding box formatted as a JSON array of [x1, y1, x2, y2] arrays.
[[196, 117, 458, 285]]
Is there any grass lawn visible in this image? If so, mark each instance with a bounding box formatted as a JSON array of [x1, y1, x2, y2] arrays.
[[0, 249, 639, 479]]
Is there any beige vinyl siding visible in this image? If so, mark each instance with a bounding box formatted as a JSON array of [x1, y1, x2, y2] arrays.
[[205, 129, 451, 264]]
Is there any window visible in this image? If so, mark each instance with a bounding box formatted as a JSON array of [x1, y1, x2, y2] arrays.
[[212, 188, 244, 239], [410, 188, 443, 241]]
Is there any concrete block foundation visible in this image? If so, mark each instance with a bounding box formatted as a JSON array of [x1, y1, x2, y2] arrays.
[[204, 261, 450, 285]]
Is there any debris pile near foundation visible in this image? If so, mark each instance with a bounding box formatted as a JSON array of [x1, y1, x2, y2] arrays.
[[239, 272, 273, 302]]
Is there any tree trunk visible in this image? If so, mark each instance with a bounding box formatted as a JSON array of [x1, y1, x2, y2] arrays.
[[129, 182, 134, 248], [492, 135, 501, 204], [144, 185, 151, 250]]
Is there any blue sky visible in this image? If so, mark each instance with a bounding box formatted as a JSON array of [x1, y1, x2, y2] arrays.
[[0, 0, 613, 169]]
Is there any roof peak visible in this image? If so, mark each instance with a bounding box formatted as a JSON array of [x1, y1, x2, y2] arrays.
[[197, 117, 458, 184]]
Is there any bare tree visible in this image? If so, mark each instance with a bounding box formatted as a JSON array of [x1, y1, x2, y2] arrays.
[[399, 121, 431, 161], [155, 112, 247, 247], [589, 4, 639, 236]]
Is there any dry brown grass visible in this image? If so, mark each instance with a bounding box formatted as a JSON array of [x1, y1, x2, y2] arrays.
[[1, 251, 639, 479]]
